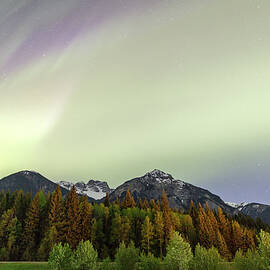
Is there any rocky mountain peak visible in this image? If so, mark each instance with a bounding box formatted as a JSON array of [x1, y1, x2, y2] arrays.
[[145, 169, 173, 179], [57, 179, 113, 200], [109, 169, 233, 213], [19, 170, 40, 177]]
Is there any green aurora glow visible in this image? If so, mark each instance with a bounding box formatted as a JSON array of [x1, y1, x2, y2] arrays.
[[1, 0, 270, 203]]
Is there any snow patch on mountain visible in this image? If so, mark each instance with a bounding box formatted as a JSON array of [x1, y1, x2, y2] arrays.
[[57, 179, 113, 200], [144, 169, 185, 188], [226, 202, 249, 210]]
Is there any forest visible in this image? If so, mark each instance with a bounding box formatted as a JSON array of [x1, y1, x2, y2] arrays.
[[0, 186, 269, 269]]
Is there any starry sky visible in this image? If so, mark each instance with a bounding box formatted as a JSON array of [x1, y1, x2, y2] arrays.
[[1, 0, 270, 204]]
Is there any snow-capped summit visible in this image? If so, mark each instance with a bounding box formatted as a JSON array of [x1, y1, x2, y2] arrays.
[[226, 202, 249, 210], [145, 169, 173, 179], [57, 179, 113, 200], [57, 180, 73, 190], [143, 169, 184, 188]]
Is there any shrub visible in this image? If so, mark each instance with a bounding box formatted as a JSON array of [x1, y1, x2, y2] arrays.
[[137, 253, 162, 270], [164, 231, 193, 270], [100, 257, 116, 270], [73, 240, 98, 270], [114, 241, 139, 270], [48, 243, 73, 270], [0, 247, 8, 260], [257, 230, 270, 269], [189, 244, 223, 270], [233, 249, 265, 270]]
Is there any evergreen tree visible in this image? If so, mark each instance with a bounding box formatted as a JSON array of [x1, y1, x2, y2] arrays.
[[161, 190, 172, 247], [189, 200, 197, 222], [197, 203, 212, 248], [111, 213, 122, 248], [22, 192, 41, 260], [0, 208, 20, 260], [120, 215, 131, 244], [205, 202, 218, 247], [142, 199, 149, 209], [80, 196, 92, 241], [141, 216, 154, 255], [137, 198, 143, 209], [65, 186, 81, 249], [123, 189, 135, 208], [231, 220, 244, 254], [37, 225, 57, 261], [49, 185, 66, 244], [217, 230, 231, 260], [150, 199, 156, 209], [104, 193, 110, 207], [115, 196, 121, 206]]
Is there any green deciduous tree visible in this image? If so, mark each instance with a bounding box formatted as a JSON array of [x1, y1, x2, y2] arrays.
[[164, 231, 192, 270], [73, 240, 98, 270], [190, 244, 223, 270], [115, 241, 139, 270], [48, 243, 73, 270]]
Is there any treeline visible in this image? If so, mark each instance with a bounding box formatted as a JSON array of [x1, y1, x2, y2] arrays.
[[0, 186, 269, 261]]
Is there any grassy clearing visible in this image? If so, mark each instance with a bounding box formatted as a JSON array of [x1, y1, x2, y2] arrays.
[[216, 264, 234, 270], [0, 262, 49, 270], [0, 262, 235, 270]]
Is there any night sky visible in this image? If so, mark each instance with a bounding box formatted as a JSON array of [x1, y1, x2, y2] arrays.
[[1, 0, 270, 204]]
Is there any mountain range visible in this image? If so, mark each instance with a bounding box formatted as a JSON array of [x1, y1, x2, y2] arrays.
[[0, 169, 269, 224]]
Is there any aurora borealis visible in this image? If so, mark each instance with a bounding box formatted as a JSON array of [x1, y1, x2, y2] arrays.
[[1, 0, 270, 204]]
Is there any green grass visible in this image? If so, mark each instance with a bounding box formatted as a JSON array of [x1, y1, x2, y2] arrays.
[[0, 262, 49, 270], [0, 262, 235, 270]]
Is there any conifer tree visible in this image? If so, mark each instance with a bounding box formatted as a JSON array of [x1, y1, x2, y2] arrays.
[[155, 200, 161, 211], [197, 203, 213, 248], [49, 186, 62, 225], [80, 195, 92, 241], [231, 220, 244, 254], [141, 216, 154, 255], [115, 196, 121, 205], [104, 192, 110, 207], [123, 189, 135, 208], [217, 230, 231, 260], [13, 190, 31, 226], [65, 186, 81, 249], [90, 218, 97, 247], [171, 212, 182, 232], [205, 202, 218, 247], [49, 185, 66, 243], [154, 211, 164, 257], [189, 200, 197, 221], [150, 199, 156, 209], [142, 199, 149, 209], [161, 190, 173, 247], [120, 216, 131, 244], [37, 225, 57, 261], [217, 207, 231, 251], [242, 227, 255, 253], [137, 198, 143, 209], [0, 208, 20, 260], [22, 192, 41, 260], [181, 214, 197, 249], [111, 213, 122, 248]]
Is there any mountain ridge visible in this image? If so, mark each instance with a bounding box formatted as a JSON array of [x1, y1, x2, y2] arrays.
[[108, 169, 235, 213], [1, 169, 269, 224]]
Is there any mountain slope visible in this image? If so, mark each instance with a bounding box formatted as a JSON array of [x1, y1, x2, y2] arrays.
[[0, 170, 68, 196], [109, 169, 235, 213], [238, 203, 270, 224]]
